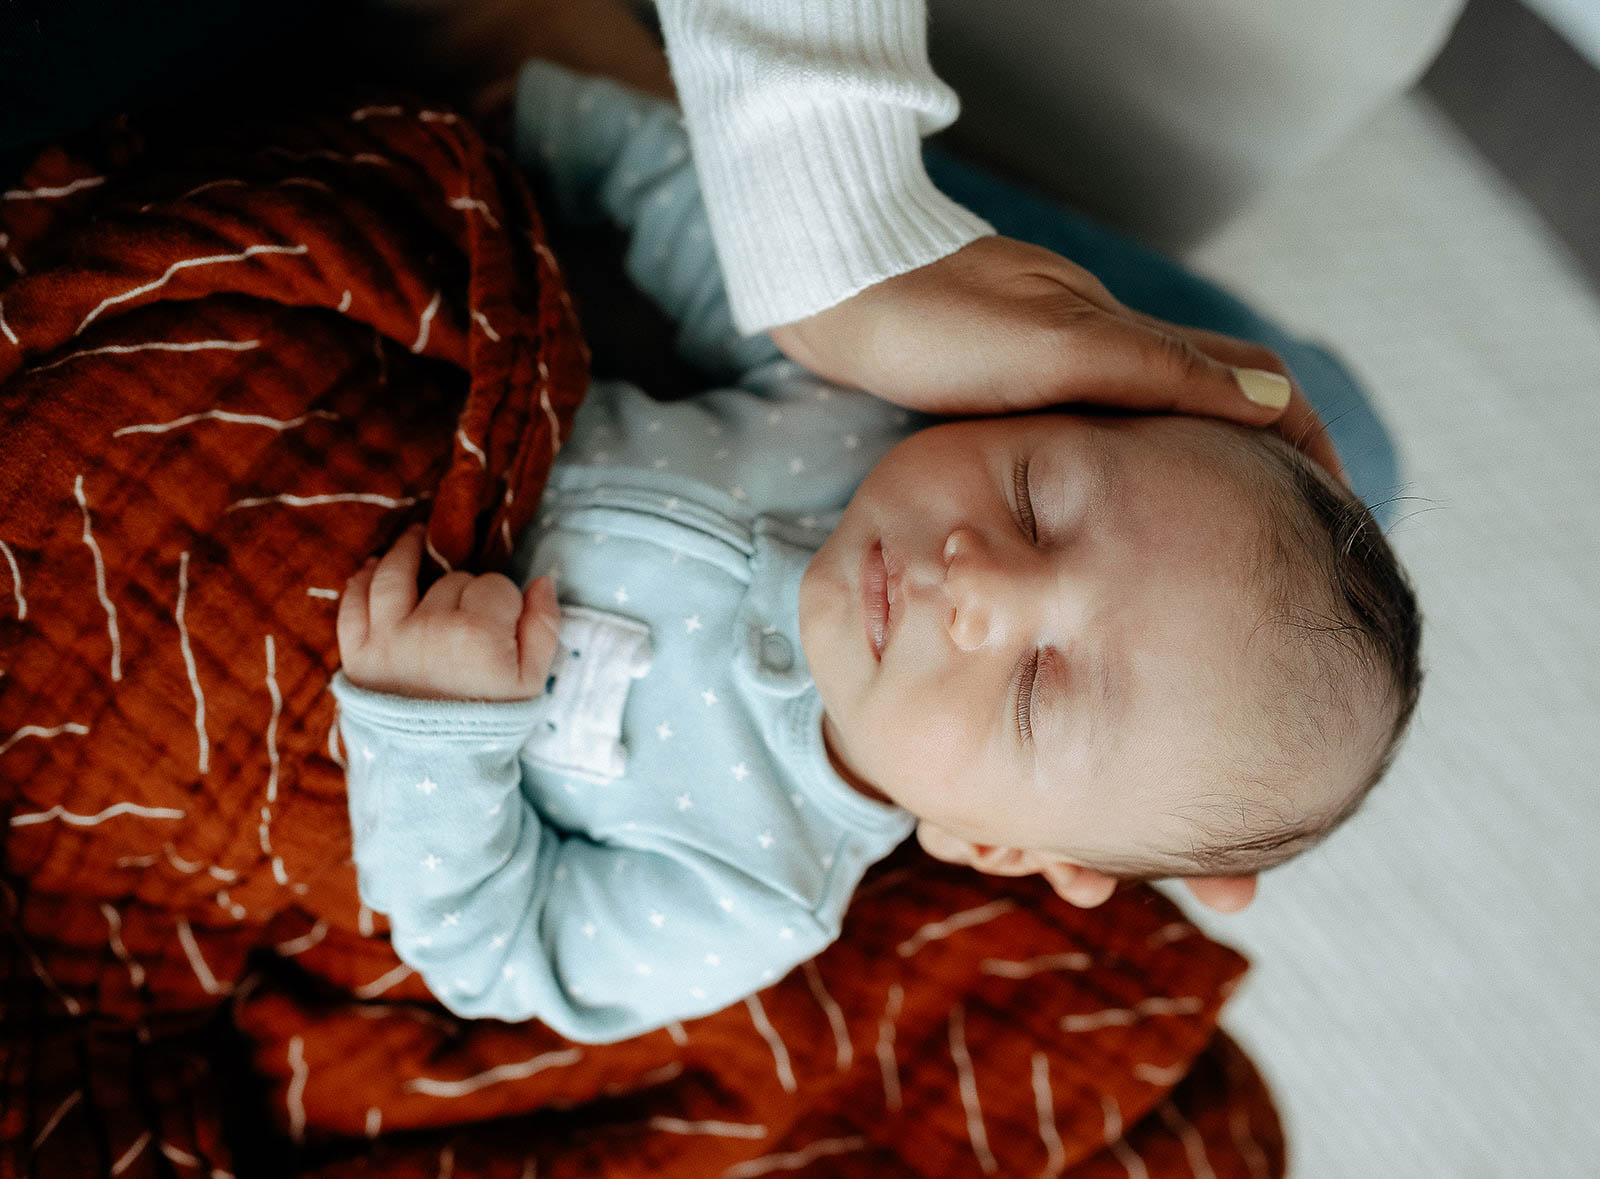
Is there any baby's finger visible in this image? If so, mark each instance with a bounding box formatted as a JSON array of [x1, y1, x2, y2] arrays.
[[457, 573, 526, 628], [336, 558, 378, 657], [369, 525, 426, 633], [516, 576, 562, 692], [417, 570, 476, 615]]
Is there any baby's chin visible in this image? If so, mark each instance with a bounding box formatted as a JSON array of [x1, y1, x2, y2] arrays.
[[818, 711, 896, 807]]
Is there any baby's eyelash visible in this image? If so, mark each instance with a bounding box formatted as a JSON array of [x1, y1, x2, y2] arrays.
[[1012, 457, 1037, 542], [1016, 648, 1040, 744]]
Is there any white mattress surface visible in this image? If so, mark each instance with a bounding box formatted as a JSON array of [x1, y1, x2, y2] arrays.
[[1173, 95, 1600, 1178]]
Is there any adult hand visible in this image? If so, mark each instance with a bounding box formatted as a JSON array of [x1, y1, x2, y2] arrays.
[[768, 235, 1345, 480], [338, 525, 561, 702]]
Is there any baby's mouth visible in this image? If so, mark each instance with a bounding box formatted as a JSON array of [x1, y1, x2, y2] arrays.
[[861, 540, 889, 661]]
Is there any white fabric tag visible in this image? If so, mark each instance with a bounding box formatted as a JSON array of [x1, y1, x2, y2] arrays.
[[524, 605, 653, 782]]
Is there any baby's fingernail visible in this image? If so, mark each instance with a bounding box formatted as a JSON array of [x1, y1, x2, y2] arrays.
[[1234, 367, 1291, 410]]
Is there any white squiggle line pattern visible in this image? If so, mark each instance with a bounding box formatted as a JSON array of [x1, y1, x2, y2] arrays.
[[0, 231, 24, 275], [722, 1136, 869, 1179], [226, 492, 419, 513], [74, 475, 121, 679], [1134, 1060, 1187, 1086], [337, 289, 352, 312], [744, 993, 796, 1093], [144, 390, 326, 432], [425, 536, 453, 574], [175, 918, 228, 995], [111, 1130, 151, 1175], [801, 960, 852, 1071], [1159, 1102, 1216, 1179], [351, 105, 402, 121], [647, 1117, 766, 1139], [36, 338, 261, 377], [456, 429, 487, 467], [896, 898, 1016, 957], [3, 176, 105, 201], [0, 296, 18, 345], [352, 961, 413, 998], [979, 952, 1091, 978], [176, 552, 209, 773], [949, 1004, 997, 1174], [539, 384, 562, 461], [0, 721, 89, 757], [1060, 996, 1203, 1032], [404, 1048, 583, 1097], [877, 982, 904, 1111], [449, 197, 500, 230], [1147, 922, 1194, 949], [1, 540, 26, 618], [116, 406, 336, 437], [307, 587, 340, 600], [286, 1036, 308, 1144], [1032, 1052, 1066, 1179], [263, 635, 282, 804], [30, 1089, 81, 1151], [1101, 1096, 1149, 1179], [412, 289, 442, 354], [11, 801, 184, 828], [159, 1144, 200, 1168], [365, 1107, 382, 1138], [77, 243, 309, 335], [274, 920, 329, 957], [100, 903, 147, 988], [471, 310, 501, 342]]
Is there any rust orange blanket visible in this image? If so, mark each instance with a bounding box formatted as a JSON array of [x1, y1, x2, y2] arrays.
[[0, 95, 1284, 1178]]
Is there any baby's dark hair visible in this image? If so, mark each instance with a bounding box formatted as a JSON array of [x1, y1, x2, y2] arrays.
[[1104, 424, 1423, 882]]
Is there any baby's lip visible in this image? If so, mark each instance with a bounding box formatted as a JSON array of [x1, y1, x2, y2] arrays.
[[860, 540, 889, 661]]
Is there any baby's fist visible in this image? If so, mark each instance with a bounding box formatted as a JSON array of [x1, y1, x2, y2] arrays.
[[337, 525, 561, 701]]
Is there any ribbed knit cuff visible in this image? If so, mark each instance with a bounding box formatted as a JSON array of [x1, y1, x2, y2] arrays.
[[657, 0, 995, 333]]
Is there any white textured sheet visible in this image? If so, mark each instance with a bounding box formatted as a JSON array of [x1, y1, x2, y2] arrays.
[[1171, 95, 1600, 1177]]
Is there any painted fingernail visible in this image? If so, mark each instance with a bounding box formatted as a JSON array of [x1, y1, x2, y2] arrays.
[[1234, 367, 1291, 409]]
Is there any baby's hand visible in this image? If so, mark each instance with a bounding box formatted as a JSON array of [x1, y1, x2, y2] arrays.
[[337, 525, 560, 701]]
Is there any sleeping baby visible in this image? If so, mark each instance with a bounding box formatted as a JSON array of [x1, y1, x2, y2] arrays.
[[331, 62, 1421, 1043]]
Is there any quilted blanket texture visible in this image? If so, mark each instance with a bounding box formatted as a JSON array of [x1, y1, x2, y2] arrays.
[[0, 93, 1284, 1177]]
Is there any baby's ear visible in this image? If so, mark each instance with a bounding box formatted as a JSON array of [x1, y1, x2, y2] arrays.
[[915, 824, 1118, 908]]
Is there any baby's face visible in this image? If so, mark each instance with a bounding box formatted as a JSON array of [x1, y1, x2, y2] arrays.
[[798, 412, 1350, 870]]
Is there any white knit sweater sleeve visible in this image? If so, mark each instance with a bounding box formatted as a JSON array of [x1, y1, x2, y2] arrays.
[[654, 0, 995, 333]]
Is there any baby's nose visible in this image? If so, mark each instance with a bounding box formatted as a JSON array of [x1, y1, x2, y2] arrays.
[[942, 528, 1014, 652]]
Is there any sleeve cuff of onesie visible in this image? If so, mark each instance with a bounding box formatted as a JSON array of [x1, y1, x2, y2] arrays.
[[330, 671, 546, 744]]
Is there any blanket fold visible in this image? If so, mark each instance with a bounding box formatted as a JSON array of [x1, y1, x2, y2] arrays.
[[0, 91, 1283, 1178]]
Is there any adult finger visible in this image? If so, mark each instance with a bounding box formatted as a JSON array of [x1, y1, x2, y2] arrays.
[[337, 558, 378, 656], [1045, 309, 1293, 425], [1137, 317, 1348, 482], [517, 576, 562, 692], [368, 525, 425, 633]]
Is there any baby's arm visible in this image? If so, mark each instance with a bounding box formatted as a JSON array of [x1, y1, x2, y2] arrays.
[[335, 529, 834, 1039], [513, 59, 777, 380]]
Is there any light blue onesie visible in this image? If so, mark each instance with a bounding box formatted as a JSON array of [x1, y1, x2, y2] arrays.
[[331, 62, 926, 1043]]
